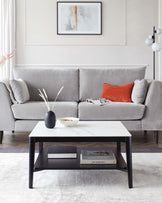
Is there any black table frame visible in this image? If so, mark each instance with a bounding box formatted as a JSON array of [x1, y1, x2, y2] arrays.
[[29, 136, 133, 189]]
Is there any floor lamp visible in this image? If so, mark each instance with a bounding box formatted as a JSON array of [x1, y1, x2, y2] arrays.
[[145, 27, 162, 144], [145, 26, 162, 80]]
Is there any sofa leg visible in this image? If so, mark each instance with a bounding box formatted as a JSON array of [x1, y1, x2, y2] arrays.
[[0, 131, 3, 144], [154, 131, 159, 144], [143, 130, 147, 141]]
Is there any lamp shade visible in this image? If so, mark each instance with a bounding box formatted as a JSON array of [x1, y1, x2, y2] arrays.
[[156, 28, 162, 35], [145, 38, 153, 46], [152, 42, 162, 52]]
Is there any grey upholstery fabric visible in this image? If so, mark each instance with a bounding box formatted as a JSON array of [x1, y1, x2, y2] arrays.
[[78, 102, 145, 121], [1, 79, 17, 104], [12, 101, 78, 119], [1, 67, 162, 133], [0, 83, 15, 130], [14, 120, 142, 132], [14, 68, 79, 101], [121, 121, 142, 131], [131, 79, 148, 104], [15, 120, 39, 131], [142, 80, 162, 130], [79, 66, 146, 101], [10, 79, 30, 104]]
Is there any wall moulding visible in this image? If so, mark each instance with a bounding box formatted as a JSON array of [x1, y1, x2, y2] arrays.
[[24, 0, 127, 46], [16, 64, 148, 68]]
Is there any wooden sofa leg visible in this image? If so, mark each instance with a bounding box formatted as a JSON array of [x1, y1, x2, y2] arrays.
[[144, 130, 147, 140], [154, 131, 159, 144], [144, 130, 147, 136], [0, 131, 3, 144]]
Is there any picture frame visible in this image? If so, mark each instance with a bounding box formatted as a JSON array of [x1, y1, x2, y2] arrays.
[[57, 1, 102, 35]]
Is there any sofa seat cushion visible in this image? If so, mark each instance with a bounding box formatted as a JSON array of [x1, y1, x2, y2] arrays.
[[78, 102, 145, 121], [12, 101, 78, 119]]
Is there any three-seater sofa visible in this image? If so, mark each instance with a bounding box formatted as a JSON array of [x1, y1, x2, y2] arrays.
[[0, 66, 162, 144]]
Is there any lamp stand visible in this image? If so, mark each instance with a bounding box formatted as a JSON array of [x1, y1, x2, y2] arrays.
[[146, 26, 162, 80], [153, 26, 156, 80], [153, 51, 155, 80]]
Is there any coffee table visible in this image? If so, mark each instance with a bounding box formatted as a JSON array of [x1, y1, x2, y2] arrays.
[[29, 121, 132, 188]]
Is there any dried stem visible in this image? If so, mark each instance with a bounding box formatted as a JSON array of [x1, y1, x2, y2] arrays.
[[38, 89, 50, 111], [52, 86, 64, 111], [38, 86, 64, 112], [54, 86, 64, 102], [0, 49, 16, 67]]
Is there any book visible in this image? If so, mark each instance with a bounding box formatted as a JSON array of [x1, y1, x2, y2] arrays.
[[80, 163, 116, 169], [48, 146, 77, 159], [80, 150, 116, 165]]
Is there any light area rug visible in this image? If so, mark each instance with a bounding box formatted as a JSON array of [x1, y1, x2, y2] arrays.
[[0, 153, 162, 203]]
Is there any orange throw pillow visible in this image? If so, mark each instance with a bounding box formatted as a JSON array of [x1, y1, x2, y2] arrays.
[[101, 82, 134, 102]]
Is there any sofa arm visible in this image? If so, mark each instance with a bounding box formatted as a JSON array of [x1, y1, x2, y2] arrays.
[[0, 83, 15, 131], [142, 80, 162, 130]]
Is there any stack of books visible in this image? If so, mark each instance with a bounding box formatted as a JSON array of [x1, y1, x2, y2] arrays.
[[80, 149, 116, 168], [48, 146, 77, 159]]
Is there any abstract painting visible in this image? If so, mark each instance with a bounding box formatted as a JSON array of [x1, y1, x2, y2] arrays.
[[57, 1, 102, 35]]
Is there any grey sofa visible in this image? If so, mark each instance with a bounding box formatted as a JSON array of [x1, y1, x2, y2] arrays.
[[0, 66, 162, 144]]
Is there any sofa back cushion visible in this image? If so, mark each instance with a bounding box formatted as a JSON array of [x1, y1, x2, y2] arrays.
[[79, 66, 146, 101], [14, 68, 79, 101]]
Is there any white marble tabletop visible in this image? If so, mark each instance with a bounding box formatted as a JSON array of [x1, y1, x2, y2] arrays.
[[29, 121, 131, 138]]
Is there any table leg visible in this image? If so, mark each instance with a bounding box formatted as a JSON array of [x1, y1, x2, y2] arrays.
[[117, 141, 121, 166], [117, 141, 121, 155], [39, 142, 43, 154], [29, 137, 35, 189], [126, 137, 133, 188]]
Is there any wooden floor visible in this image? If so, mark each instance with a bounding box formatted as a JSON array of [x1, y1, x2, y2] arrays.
[[1, 131, 162, 150]]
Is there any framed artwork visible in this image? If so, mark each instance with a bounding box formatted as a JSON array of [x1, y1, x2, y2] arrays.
[[57, 1, 102, 35]]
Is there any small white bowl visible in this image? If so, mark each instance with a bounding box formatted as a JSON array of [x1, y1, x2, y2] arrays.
[[58, 117, 79, 127]]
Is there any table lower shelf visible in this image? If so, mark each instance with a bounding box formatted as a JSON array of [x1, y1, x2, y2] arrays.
[[34, 147, 127, 171]]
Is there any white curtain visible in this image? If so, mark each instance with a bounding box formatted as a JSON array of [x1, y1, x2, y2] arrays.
[[0, 0, 15, 80]]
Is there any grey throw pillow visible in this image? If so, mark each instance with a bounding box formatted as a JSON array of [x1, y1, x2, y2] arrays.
[[10, 79, 30, 104], [131, 79, 148, 104]]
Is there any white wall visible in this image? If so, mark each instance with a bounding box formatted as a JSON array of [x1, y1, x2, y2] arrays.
[[16, 0, 158, 79]]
